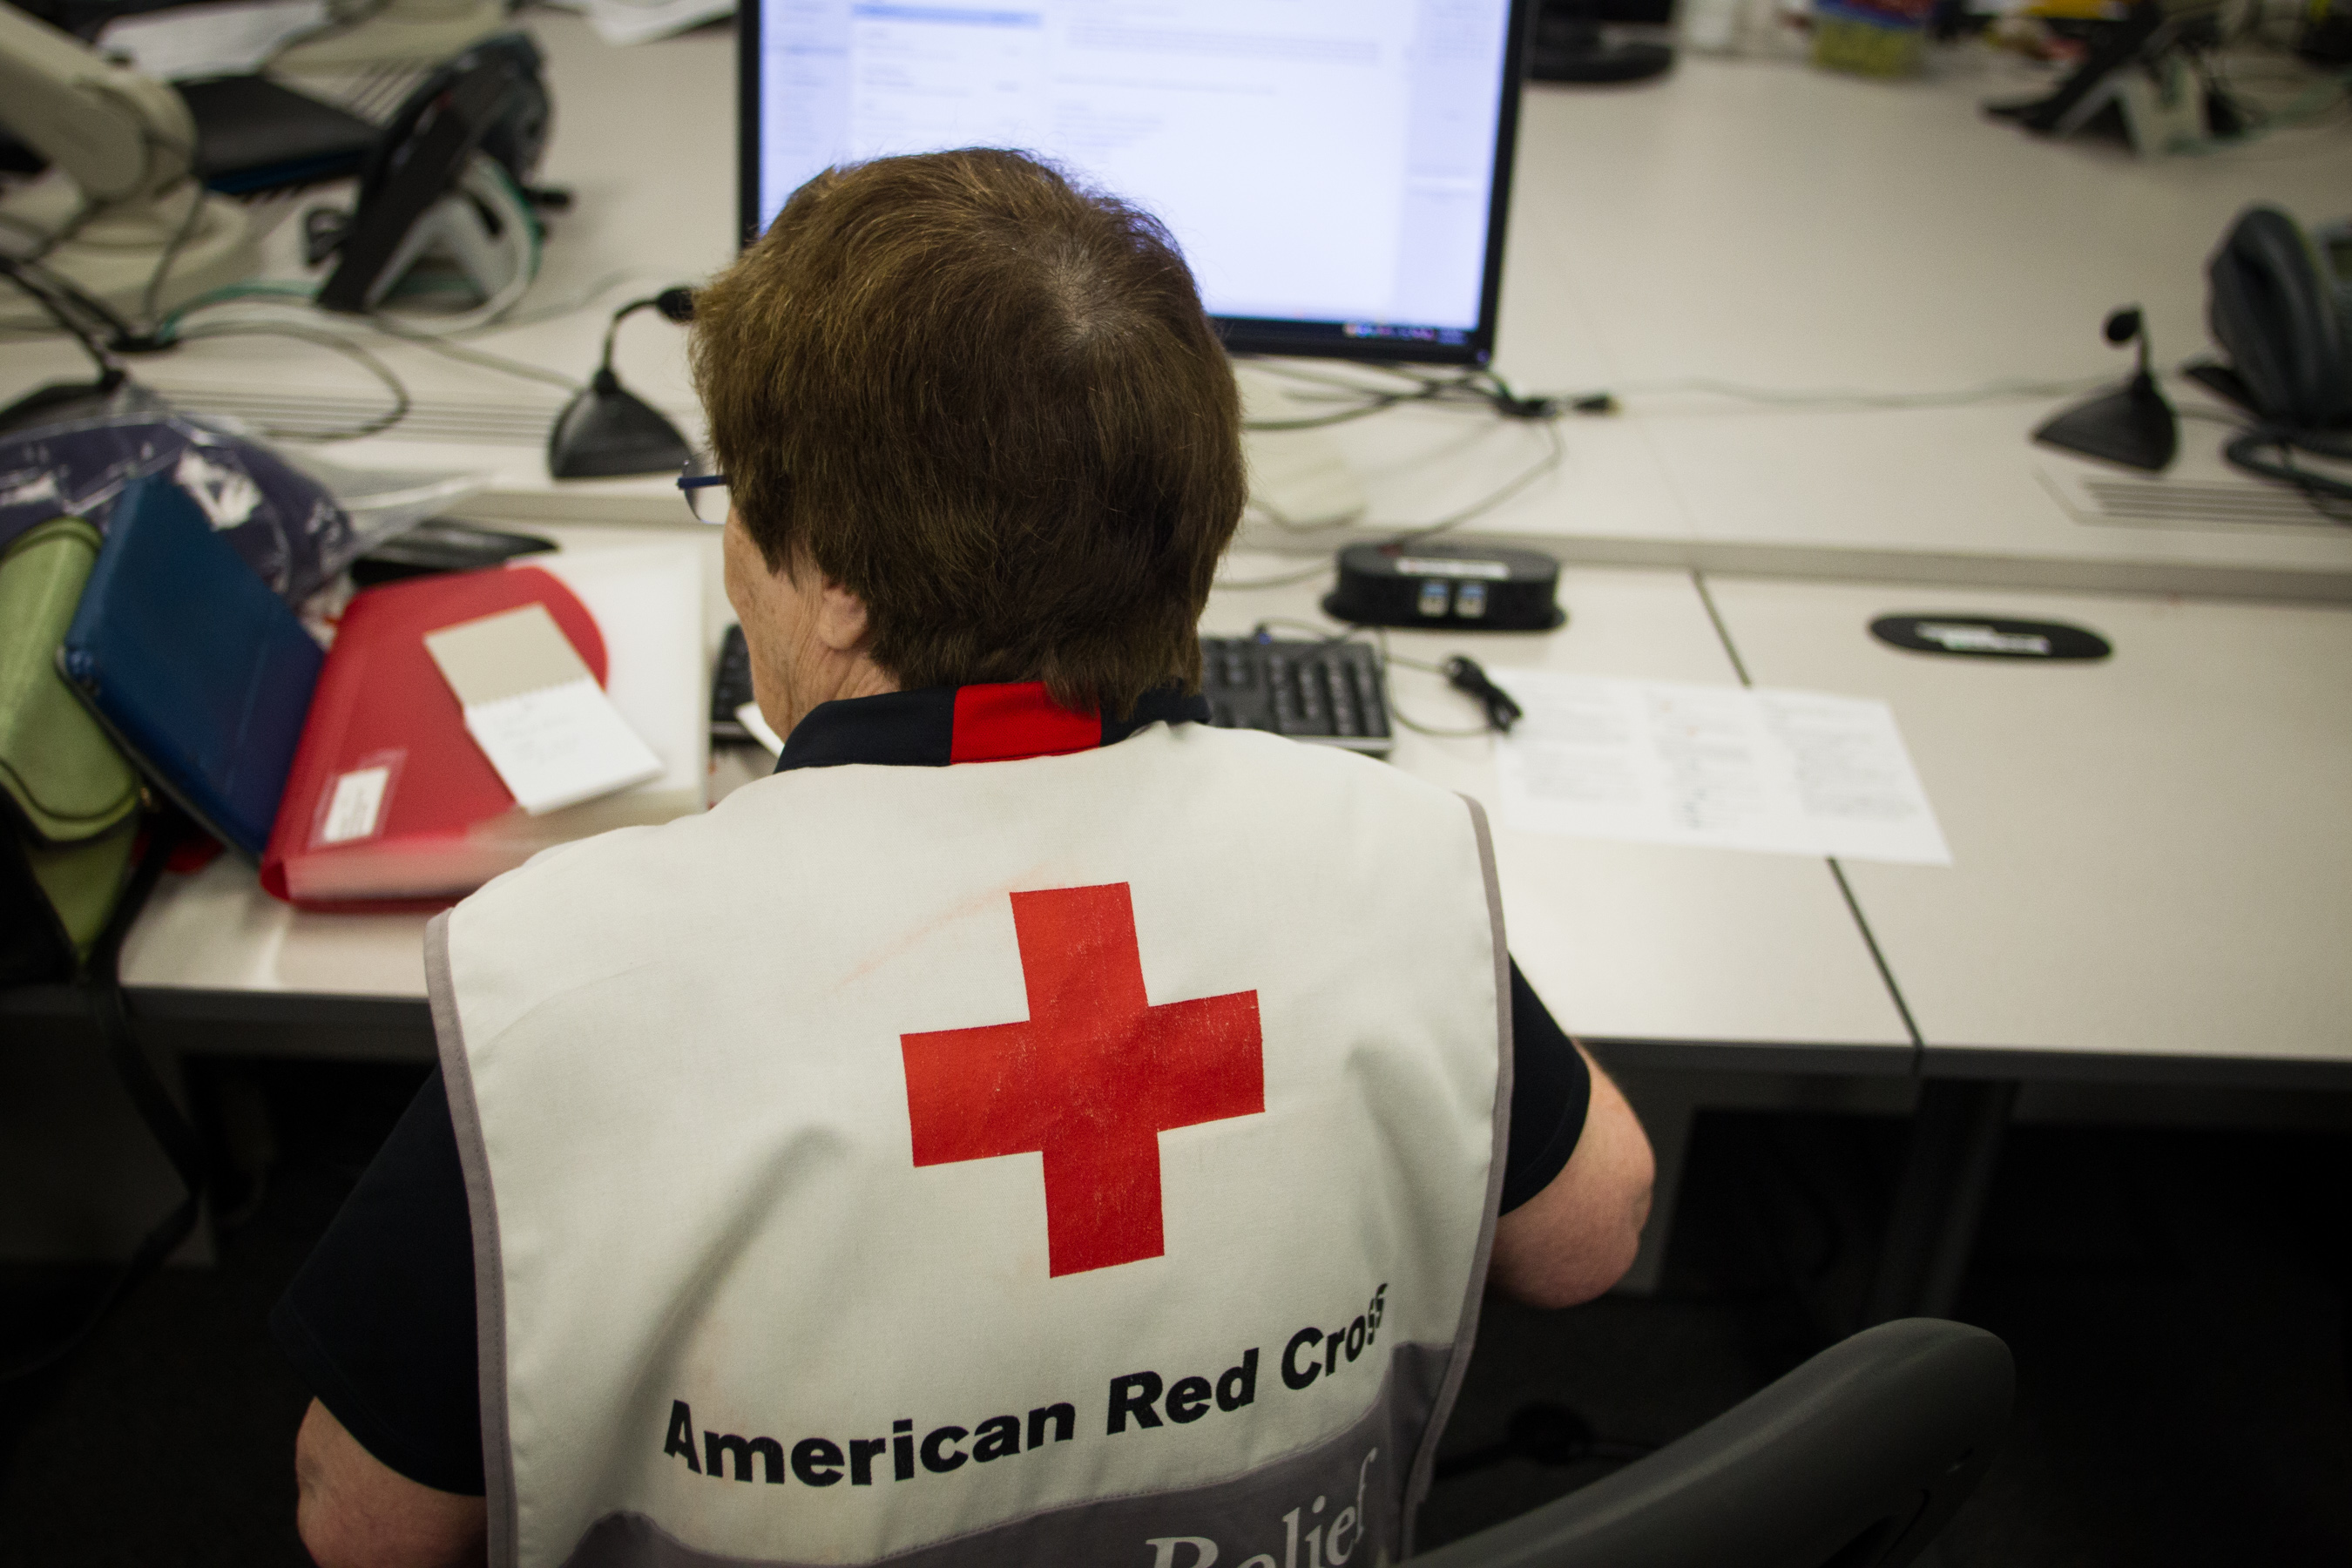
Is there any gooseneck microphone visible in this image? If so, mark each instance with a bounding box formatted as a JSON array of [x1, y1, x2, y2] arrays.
[[596, 286, 696, 375], [548, 286, 697, 479], [2105, 307, 2153, 381], [2031, 302, 2178, 474]]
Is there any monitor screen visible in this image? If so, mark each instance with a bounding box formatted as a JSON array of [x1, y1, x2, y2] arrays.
[[737, 1, 1531, 365]]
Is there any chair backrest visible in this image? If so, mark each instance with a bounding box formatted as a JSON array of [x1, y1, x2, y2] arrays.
[[1409, 1317, 2013, 1568]]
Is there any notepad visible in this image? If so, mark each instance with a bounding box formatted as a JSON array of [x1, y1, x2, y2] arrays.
[[425, 603, 661, 815]]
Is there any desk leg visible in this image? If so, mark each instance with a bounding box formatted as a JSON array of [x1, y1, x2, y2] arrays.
[[1864, 1078, 2017, 1325]]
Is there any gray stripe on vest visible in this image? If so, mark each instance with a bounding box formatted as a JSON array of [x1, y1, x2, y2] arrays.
[[429, 911, 520, 1568], [558, 1342, 1452, 1568], [1396, 794, 1513, 1557]]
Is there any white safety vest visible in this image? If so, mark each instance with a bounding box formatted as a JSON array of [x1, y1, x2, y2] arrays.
[[429, 717, 1510, 1568]]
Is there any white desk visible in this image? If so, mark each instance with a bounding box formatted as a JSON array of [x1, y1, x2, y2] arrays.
[[1703, 574, 2352, 1085], [1202, 564, 1913, 1067], [10, 23, 2349, 593], [5, 16, 2345, 1249], [0, 19, 2322, 1078], [102, 543, 1912, 1076], [1486, 51, 2352, 598]]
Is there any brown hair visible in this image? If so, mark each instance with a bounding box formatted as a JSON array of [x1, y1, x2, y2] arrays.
[[690, 149, 1245, 715]]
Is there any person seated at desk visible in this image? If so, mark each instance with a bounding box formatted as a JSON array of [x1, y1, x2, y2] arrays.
[[270, 148, 1654, 1568]]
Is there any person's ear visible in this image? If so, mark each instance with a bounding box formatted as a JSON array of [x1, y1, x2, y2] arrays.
[[814, 578, 873, 654]]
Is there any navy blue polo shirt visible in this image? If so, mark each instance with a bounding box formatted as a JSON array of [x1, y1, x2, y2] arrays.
[[271, 684, 1592, 1496]]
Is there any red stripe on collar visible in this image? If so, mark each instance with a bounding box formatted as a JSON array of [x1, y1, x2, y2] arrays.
[[950, 683, 1101, 764]]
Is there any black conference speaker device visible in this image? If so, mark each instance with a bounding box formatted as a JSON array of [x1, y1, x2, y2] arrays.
[[1323, 542, 1565, 631]]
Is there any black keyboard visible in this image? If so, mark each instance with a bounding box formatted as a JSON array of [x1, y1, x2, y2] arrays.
[[1200, 636, 1391, 754], [711, 624, 754, 740], [713, 626, 1392, 756]]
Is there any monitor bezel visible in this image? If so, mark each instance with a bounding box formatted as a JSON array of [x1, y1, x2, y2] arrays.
[[735, 1, 1533, 368]]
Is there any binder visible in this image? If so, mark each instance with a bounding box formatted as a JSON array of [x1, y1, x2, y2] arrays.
[[57, 477, 323, 860], [260, 545, 706, 906]]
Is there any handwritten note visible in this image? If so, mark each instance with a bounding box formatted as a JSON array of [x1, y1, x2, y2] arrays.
[[424, 604, 661, 816]]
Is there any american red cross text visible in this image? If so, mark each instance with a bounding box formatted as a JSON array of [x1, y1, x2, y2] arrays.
[[900, 883, 1264, 1276]]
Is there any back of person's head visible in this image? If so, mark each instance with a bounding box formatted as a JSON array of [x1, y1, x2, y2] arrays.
[[691, 148, 1246, 717]]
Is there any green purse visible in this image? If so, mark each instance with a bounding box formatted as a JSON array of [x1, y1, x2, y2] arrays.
[[0, 517, 144, 984]]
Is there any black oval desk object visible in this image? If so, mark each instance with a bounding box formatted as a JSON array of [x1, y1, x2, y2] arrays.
[[1869, 615, 2112, 661]]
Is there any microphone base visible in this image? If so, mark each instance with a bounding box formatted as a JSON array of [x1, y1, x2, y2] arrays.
[[2033, 372, 2178, 473], [547, 375, 693, 480]]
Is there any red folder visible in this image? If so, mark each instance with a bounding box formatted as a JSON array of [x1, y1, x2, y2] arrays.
[[260, 566, 607, 909]]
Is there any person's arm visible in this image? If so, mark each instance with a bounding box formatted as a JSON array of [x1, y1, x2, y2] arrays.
[[295, 1399, 487, 1568], [271, 1067, 490, 1563], [1487, 1045, 1655, 1308]]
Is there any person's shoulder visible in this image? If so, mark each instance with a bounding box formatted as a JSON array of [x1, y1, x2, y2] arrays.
[[455, 786, 760, 924], [1161, 720, 1476, 814]]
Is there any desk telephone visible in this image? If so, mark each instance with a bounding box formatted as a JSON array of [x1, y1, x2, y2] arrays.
[[306, 32, 554, 315], [2200, 206, 2352, 458]]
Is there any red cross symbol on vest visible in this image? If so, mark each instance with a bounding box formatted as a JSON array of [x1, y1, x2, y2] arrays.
[[900, 883, 1265, 1277]]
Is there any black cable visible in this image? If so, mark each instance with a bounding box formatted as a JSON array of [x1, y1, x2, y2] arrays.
[[136, 176, 214, 335], [4, 125, 210, 344], [1443, 655, 1524, 733], [2222, 428, 2352, 522], [366, 313, 585, 391], [0, 257, 126, 393], [1237, 618, 1500, 740], [1371, 628, 1494, 739], [1238, 360, 1569, 431], [2, 249, 138, 345], [1382, 416, 1568, 548], [169, 322, 413, 440], [12, 192, 96, 267], [1247, 616, 1367, 652], [143, 285, 589, 393]]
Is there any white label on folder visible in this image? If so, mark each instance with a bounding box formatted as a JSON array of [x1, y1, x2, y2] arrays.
[[319, 766, 391, 845]]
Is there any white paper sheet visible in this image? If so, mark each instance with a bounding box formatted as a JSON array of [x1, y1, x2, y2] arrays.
[[97, 0, 328, 80], [1491, 672, 1951, 866]]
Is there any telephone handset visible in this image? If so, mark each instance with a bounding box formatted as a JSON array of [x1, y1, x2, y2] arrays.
[[309, 31, 553, 315], [2204, 205, 2352, 439], [353, 31, 551, 219]]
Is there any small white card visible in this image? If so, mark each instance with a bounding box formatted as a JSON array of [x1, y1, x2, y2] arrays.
[[424, 605, 663, 816], [319, 766, 391, 845], [1492, 672, 1952, 866]]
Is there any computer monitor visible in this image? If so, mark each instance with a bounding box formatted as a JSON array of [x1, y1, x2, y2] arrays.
[[737, 1, 1534, 366]]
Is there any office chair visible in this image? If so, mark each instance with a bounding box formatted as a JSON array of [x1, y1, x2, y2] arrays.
[[1411, 1317, 2012, 1568]]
